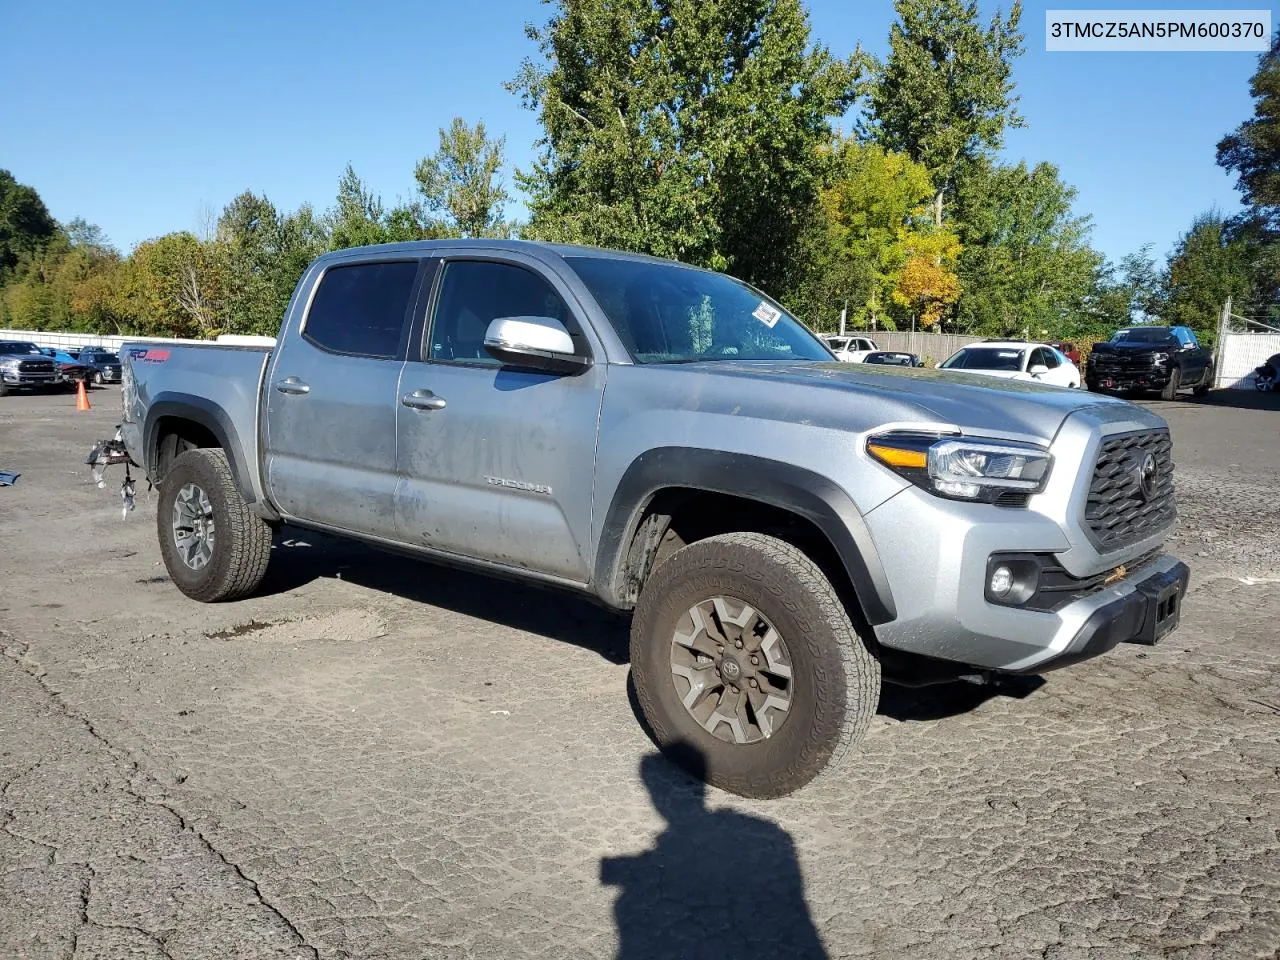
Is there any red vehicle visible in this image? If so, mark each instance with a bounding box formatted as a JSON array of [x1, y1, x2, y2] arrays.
[[1048, 341, 1080, 366]]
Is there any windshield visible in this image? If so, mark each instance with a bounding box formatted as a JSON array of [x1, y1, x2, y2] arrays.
[[941, 347, 1025, 371], [825, 337, 850, 351], [1111, 328, 1177, 345], [91, 353, 120, 363], [0, 342, 41, 354], [567, 257, 831, 364]]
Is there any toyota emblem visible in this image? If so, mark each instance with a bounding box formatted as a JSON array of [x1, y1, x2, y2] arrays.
[[1136, 453, 1158, 501]]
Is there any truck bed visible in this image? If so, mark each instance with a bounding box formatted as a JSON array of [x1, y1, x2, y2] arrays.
[[121, 341, 274, 506]]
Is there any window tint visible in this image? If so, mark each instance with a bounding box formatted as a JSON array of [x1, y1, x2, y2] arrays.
[[1036, 348, 1059, 369], [304, 261, 419, 359], [429, 261, 573, 364]]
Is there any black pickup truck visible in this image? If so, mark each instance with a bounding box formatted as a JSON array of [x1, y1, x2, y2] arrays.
[[1086, 325, 1214, 400]]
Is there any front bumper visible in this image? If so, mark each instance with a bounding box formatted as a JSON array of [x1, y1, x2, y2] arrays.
[[863, 479, 1187, 675], [1087, 367, 1170, 391], [1, 371, 59, 386]]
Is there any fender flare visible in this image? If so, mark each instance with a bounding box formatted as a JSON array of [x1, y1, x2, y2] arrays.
[[143, 393, 259, 505], [594, 447, 896, 625]]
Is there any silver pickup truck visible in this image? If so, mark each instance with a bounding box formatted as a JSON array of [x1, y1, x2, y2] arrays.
[[121, 240, 1189, 798]]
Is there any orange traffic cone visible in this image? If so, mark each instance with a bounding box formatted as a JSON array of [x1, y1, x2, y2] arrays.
[[76, 380, 91, 412]]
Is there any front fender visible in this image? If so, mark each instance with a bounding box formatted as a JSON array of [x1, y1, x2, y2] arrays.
[[593, 447, 896, 625]]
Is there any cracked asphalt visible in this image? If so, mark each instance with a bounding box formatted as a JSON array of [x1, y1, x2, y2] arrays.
[[2, 387, 1279, 960]]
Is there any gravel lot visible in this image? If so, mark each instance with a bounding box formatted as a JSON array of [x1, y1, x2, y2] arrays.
[[2, 386, 1278, 960]]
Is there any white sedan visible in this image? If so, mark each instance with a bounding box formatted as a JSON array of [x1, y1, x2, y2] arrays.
[[821, 334, 879, 362], [938, 341, 1081, 388]]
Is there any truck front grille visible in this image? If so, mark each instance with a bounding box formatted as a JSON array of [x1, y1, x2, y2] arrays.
[[18, 359, 55, 374], [1084, 429, 1176, 551]]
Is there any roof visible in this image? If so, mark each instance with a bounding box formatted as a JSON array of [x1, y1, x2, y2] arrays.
[[317, 237, 693, 268]]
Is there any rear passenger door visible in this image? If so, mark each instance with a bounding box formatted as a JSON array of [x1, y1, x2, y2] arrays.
[[264, 258, 430, 539], [393, 256, 604, 581]]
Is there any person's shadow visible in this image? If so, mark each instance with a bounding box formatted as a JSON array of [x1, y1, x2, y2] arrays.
[[602, 744, 828, 959]]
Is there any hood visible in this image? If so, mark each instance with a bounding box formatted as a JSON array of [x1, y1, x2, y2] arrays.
[[1091, 340, 1175, 355], [681, 360, 1132, 443]]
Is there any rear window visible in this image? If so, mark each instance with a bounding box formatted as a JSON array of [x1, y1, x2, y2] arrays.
[[304, 261, 420, 359], [941, 348, 1025, 371]]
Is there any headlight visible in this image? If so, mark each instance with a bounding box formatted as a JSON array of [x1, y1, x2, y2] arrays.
[[866, 433, 1052, 503], [0, 359, 20, 371], [1150, 352, 1169, 366]]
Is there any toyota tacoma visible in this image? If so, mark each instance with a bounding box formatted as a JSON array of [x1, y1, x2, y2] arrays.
[[119, 240, 1189, 798]]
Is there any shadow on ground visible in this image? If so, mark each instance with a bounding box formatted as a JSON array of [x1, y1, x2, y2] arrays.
[[260, 529, 1050, 719], [604, 744, 828, 959], [259, 528, 630, 664]]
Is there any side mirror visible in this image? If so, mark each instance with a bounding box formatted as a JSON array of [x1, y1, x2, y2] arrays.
[[1029, 364, 1050, 377], [483, 316, 590, 374]]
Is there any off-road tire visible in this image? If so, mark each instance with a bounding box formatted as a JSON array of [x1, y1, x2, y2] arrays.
[[156, 448, 271, 602], [1160, 367, 1181, 401], [630, 532, 880, 798]]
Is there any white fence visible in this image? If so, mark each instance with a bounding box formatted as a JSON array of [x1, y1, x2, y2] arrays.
[[1215, 332, 1280, 389], [865, 331, 985, 362], [0, 329, 275, 353]]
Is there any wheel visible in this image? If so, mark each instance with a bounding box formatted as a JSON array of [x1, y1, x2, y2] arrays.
[[93, 371, 103, 385], [1160, 367, 1181, 401], [156, 448, 272, 602], [629, 532, 880, 799]]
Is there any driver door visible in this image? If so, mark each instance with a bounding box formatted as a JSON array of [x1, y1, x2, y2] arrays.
[[393, 257, 604, 581]]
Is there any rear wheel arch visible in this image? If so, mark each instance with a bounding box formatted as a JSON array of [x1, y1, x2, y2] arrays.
[[144, 395, 258, 505], [596, 449, 896, 627]]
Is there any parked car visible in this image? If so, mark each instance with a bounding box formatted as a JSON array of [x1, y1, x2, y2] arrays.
[[862, 351, 923, 367], [77, 348, 123, 385], [820, 334, 879, 362], [38, 347, 92, 383], [939, 341, 1081, 388], [1047, 341, 1081, 366], [1086, 326, 1213, 400], [119, 240, 1187, 798], [0, 341, 63, 395], [1255, 353, 1280, 392]]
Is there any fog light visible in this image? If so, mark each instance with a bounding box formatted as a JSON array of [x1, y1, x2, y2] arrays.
[[989, 565, 1014, 598]]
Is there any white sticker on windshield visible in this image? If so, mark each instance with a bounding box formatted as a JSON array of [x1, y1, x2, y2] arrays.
[[753, 302, 781, 328]]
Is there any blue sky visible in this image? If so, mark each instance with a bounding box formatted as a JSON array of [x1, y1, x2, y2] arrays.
[[0, 0, 1266, 266]]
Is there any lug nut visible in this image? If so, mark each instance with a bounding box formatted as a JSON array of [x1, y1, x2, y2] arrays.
[[749, 678, 758, 688], [750, 655, 759, 665], [735, 639, 744, 648]]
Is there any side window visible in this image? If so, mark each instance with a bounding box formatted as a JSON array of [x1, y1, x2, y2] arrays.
[[303, 261, 420, 359], [1176, 328, 1199, 348], [428, 261, 573, 365], [1039, 347, 1060, 368]]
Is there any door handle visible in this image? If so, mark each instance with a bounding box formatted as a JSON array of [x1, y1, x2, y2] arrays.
[[402, 389, 446, 411], [274, 377, 311, 396]]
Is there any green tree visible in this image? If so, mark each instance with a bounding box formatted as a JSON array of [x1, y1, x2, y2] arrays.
[[415, 118, 511, 238], [1164, 210, 1255, 339], [1217, 31, 1280, 224], [0, 169, 58, 276], [510, 0, 861, 294], [865, 0, 1024, 227], [330, 164, 389, 249], [950, 158, 1101, 335]]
